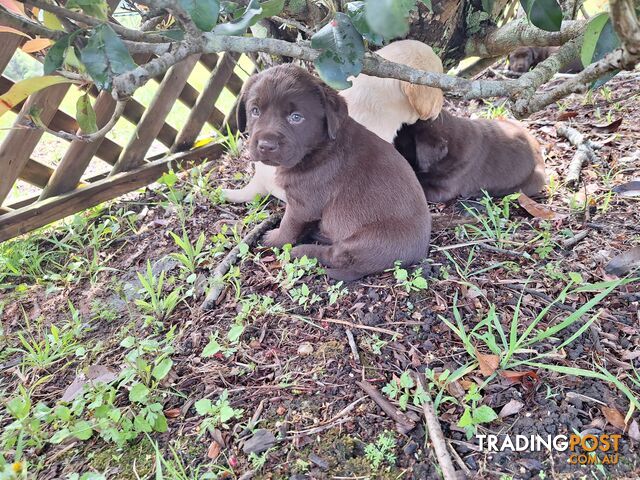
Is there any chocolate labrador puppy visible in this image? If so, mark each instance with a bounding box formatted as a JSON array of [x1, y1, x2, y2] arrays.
[[394, 109, 547, 203], [238, 64, 431, 281], [508, 46, 583, 73]]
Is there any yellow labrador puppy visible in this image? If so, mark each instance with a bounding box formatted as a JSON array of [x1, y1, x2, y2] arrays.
[[222, 40, 443, 203]]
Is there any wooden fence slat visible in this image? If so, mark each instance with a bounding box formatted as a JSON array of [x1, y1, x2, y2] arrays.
[[0, 76, 125, 166], [20, 159, 55, 188], [226, 72, 244, 95], [39, 90, 117, 199], [0, 83, 70, 206], [110, 54, 200, 175], [0, 33, 24, 73], [121, 95, 178, 148], [172, 53, 239, 151], [199, 53, 220, 71], [0, 143, 224, 242]]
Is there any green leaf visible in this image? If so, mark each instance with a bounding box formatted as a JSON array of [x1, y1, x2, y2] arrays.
[[345, 1, 384, 46], [227, 323, 244, 343], [44, 35, 70, 75], [54, 405, 72, 422], [76, 93, 98, 134], [50, 428, 71, 444], [457, 407, 473, 427], [257, 0, 285, 20], [581, 13, 620, 87], [202, 334, 221, 357], [120, 336, 136, 348], [413, 276, 428, 289], [472, 405, 498, 424], [214, 0, 262, 35], [195, 398, 212, 415], [581, 12, 609, 67], [311, 13, 365, 90], [71, 420, 94, 440], [152, 358, 173, 381], [154, 413, 168, 432], [133, 414, 153, 432], [179, 0, 220, 31], [399, 371, 414, 389], [67, 0, 109, 20], [481, 0, 494, 13], [219, 404, 237, 423], [80, 24, 137, 91], [364, 0, 416, 40], [129, 383, 150, 403], [519, 0, 563, 32], [7, 395, 30, 419], [43, 11, 65, 31]]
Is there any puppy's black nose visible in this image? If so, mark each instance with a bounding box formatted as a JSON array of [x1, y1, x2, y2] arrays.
[[258, 139, 279, 153]]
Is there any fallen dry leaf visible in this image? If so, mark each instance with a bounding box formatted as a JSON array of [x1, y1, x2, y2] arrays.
[[474, 347, 499, 377], [629, 420, 640, 442], [500, 370, 539, 386], [21, 38, 52, 53], [518, 193, 565, 220], [61, 365, 118, 402], [446, 379, 466, 399], [622, 350, 640, 361], [207, 440, 222, 460], [612, 180, 640, 198], [164, 408, 181, 418], [499, 399, 524, 418], [601, 406, 627, 430], [591, 118, 623, 133], [557, 111, 578, 121], [605, 246, 640, 277]]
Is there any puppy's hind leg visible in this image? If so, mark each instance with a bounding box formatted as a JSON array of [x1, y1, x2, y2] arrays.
[[291, 244, 363, 281]]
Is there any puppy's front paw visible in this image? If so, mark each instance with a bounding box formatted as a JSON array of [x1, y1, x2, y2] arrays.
[[262, 228, 288, 248]]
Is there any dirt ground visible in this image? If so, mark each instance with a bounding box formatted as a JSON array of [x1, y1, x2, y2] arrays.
[[1, 72, 640, 480]]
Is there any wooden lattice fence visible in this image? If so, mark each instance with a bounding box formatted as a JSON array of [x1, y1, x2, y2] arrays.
[[0, 18, 249, 243]]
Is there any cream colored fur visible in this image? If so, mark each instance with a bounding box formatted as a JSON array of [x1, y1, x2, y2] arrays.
[[222, 40, 443, 203]]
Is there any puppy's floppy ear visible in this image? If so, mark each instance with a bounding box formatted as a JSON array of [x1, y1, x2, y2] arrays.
[[236, 74, 259, 133], [317, 84, 348, 140], [402, 82, 444, 121], [415, 135, 448, 171]]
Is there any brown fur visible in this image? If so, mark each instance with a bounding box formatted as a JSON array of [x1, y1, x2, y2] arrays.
[[238, 64, 431, 281], [508, 46, 583, 73], [394, 110, 547, 203]]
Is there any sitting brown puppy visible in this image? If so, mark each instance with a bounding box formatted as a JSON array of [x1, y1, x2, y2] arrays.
[[394, 110, 547, 203], [238, 64, 431, 281], [508, 46, 583, 73]]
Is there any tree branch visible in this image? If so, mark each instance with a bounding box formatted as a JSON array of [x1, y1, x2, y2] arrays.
[[18, 0, 172, 43], [466, 18, 586, 57], [26, 100, 127, 143], [0, 7, 64, 40]]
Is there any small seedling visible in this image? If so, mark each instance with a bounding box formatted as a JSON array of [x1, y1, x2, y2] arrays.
[[195, 390, 243, 436], [364, 431, 397, 471]]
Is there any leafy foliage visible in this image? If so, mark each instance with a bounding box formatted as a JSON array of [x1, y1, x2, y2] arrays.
[[311, 13, 365, 89], [80, 24, 137, 91], [519, 0, 563, 32]]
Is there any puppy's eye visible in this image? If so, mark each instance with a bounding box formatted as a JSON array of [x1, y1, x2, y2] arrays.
[[250, 107, 260, 117], [288, 112, 304, 124]]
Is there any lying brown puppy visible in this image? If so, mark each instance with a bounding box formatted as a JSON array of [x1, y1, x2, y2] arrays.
[[394, 110, 547, 203], [238, 64, 431, 281], [508, 46, 583, 73]]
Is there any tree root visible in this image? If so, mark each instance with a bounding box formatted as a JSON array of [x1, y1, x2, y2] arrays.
[[201, 213, 282, 310]]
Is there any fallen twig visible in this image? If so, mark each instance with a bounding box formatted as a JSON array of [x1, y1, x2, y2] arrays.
[[556, 123, 601, 189], [562, 229, 590, 249], [345, 328, 361, 365], [319, 317, 402, 338], [417, 374, 458, 480], [201, 214, 282, 310], [356, 380, 416, 434]]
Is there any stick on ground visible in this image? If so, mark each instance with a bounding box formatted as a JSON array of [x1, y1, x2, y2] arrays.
[[417, 374, 458, 480], [356, 380, 416, 434], [556, 123, 600, 189], [201, 213, 282, 310]]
